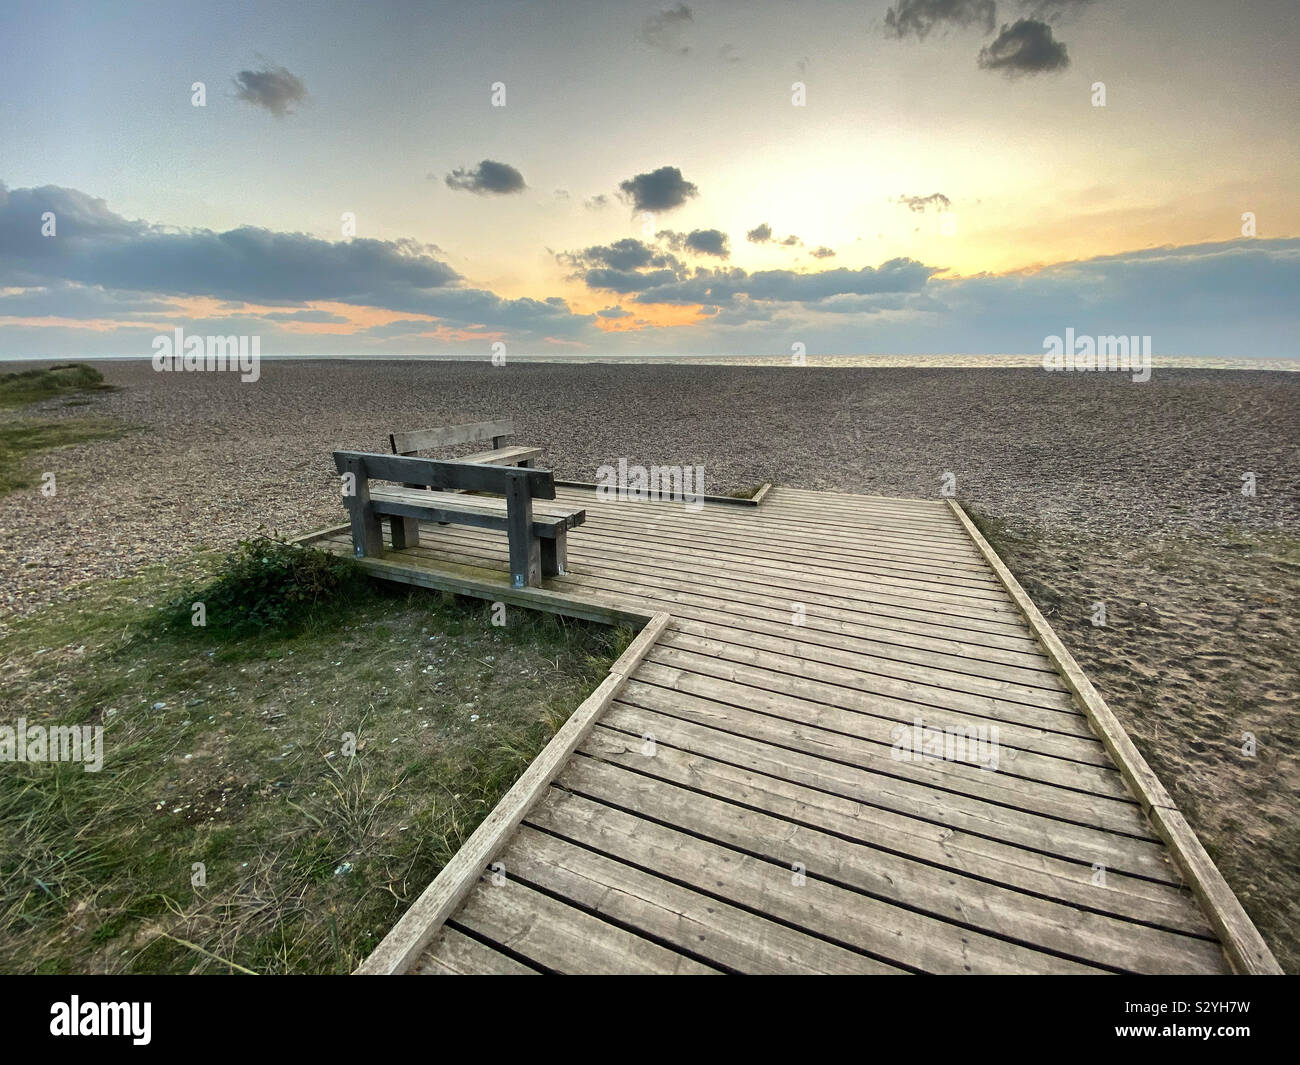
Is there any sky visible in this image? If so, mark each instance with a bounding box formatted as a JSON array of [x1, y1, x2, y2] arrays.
[[0, 0, 1296, 357]]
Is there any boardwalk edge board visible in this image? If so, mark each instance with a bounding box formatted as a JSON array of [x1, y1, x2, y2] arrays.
[[354, 612, 672, 975], [946, 499, 1282, 976], [552, 479, 773, 507]]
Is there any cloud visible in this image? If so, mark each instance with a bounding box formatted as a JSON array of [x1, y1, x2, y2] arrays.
[[444, 160, 527, 194], [658, 229, 730, 258], [597, 306, 632, 319], [685, 229, 729, 257], [617, 166, 698, 212], [637, 4, 693, 55], [561, 238, 679, 272], [620, 258, 939, 306], [747, 223, 803, 247], [978, 19, 1070, 75], [0, 182, 589, 337], [810, 246, 836, 259], [896, 192, 952, 213], [883, 0, 996, 40], [232, 64, 307, 117], [584, 194, 610, 210], [0, 283, 173, 319]]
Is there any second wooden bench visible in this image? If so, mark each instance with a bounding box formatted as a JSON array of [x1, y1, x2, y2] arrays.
[[333, 450, 585, 588]]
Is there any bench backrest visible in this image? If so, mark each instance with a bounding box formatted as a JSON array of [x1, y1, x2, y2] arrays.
[[390, 419, 513, 456], [334, 450, 555, 499]]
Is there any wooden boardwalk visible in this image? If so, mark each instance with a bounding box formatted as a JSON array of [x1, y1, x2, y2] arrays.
[[301, 485, 1278, 975]]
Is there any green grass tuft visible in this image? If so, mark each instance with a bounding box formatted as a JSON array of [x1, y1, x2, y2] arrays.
[[0, 418, 134, 494], [0, 362, 114, 409]]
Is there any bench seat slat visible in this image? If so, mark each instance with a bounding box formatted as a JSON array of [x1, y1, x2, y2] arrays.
[[458, 445, 543, 466], [368, 485, 585, 537]]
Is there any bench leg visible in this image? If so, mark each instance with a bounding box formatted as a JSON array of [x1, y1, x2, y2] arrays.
[[505, 480, 541, 588], [348, 504, 384, 558], [391, 515, 420, 549], [508, 533, 541, 588], [540, 532, 566, 577]]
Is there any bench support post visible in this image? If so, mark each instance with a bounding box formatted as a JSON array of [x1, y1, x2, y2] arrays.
[[339, 455, 384, 558], [391, 515, 421, 549], [540, 531, 567, 577], [504, 477, 541, 588]]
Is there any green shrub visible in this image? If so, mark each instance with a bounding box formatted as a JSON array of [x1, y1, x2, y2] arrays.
[[0, 362, 109, 407], [165, 537, 371, 636]]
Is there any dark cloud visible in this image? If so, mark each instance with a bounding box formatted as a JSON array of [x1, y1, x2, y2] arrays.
[[623, 258, 939, 306], [685, 229, 730, 257], [747, 223, 802, 247], [810, 246, 836, 259], [558, 237, 685, 293], [561, 238, 678, 272], [232, 64, 307, 117], [977, 19, 1070, 75], [896, 192, 952, 213], [0, 282, 172, 319], [657, 229, 731, 258], [884, 0, 996, 40], [617, 166, 698, 212], [597, 306, 632, 319], [0, 182, 588, 336], [637, 4, 693, 55], [584, 194, 610, 210], [583, 267, 682, 294], [444, 159, 527, 195]]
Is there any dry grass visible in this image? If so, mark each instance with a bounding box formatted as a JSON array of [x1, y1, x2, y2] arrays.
[[0, 553, 626, 974]]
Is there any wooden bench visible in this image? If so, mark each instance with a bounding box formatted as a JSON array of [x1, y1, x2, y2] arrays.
[[390, 419, 541, 468], [333, 450, 585, 589]]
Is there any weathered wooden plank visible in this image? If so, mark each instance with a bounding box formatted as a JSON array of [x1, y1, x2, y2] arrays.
[[458, 445, 543, 466], [528, 787, 1105, 974], [404, 526, 1044, 648], [593, 706, 1210, 932], [452, 878, 717, 974], [391, 420, 514, 454], [625, 663, 1155, 839], [564, 748, 1221, 974], [336, 450, 556, 499], [412, 925, 540, 975], [500, 826, 900, 973], [666, 615, 1077, 713]]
